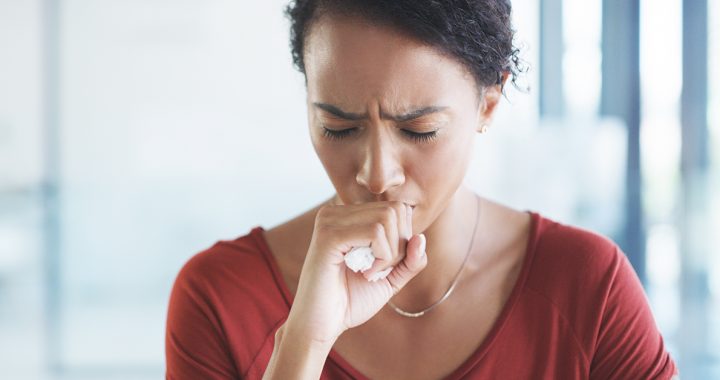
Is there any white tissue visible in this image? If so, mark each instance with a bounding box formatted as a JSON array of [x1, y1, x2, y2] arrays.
[[344, 246, 375, 273]]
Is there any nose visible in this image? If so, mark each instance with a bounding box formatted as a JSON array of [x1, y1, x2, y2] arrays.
[[355, 129, 405, 194]]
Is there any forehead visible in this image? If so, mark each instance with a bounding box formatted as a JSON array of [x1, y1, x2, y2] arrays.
[[303, 14, 477, 107]]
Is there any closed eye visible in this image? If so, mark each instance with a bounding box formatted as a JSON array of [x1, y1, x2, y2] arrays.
[[321, 127, 439, 143]]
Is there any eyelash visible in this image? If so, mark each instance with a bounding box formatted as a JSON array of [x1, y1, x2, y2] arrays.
[[321, 127, 439, 143]]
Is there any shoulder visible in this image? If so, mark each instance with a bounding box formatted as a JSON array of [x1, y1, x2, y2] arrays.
[[522, 215, 679, 378], [169, 226, 286, 314], [175, 228, 269, 286], [166, 227, 291, 378], [526, 214, 625, 296], [520, 214, 679, 378], [172, 230, 260, 295], [522, 214, 630, 348]]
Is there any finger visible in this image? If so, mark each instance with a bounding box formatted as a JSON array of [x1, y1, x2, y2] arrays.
[[325, 201, 407, 241], [360, 205, 407, 280], [375, 204, 405, 256], [385, 233, 428, 293], [405, 203, 413, 241], [362, 222, 394, 280], [367, 202, 408, 261], [320, 201, 399, 218], [324, 201, 408, 238], [322, 222, 394, 270], [324, 203, 403, 266]]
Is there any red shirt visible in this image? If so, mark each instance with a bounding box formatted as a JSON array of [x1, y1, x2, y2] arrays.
[[165, 212, 679, 379]]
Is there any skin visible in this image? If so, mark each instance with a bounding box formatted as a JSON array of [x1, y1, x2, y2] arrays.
[[303, 13, 506, 310], [263, 13, 533, 380]]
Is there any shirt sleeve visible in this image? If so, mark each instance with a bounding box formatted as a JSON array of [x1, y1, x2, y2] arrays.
[[589, 246, 679, 379], [165, 257, 239, 379]]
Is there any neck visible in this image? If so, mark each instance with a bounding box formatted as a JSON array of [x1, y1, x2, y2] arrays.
[[389, 185, 481, 314]]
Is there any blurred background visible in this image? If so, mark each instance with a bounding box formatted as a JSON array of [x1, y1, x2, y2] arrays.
[[0, 0, 717, 378]]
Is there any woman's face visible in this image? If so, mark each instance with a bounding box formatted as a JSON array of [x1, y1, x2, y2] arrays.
[[303, 15, 502, 231]]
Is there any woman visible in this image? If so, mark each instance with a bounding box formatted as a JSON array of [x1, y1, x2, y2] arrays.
[[166, 0, 679, 379]]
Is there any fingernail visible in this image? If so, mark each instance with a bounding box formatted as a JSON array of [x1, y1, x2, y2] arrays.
[[420, 234, 426, 256]]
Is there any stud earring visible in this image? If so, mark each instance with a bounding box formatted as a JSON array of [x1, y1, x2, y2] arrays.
[[479, 124, 489, 134]]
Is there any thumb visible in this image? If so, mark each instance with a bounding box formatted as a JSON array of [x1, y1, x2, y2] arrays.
[[386, 233, 427, 295]]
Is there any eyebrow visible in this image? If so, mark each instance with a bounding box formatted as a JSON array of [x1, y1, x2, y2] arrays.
[[312, 102, 448, 122]]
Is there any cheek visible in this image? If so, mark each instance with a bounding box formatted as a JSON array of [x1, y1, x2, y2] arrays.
[[415, 135, 473, 213], [413, 132, 474, 189], [311, 138, 356, 183]]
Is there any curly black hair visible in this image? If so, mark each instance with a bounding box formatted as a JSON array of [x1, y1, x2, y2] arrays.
[[284, 0, 525, 93]]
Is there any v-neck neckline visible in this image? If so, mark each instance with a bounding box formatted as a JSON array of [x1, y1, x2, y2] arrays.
[[249, 211, 541, 379]]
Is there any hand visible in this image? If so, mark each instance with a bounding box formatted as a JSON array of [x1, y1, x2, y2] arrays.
[[284, 200, 428, 347]]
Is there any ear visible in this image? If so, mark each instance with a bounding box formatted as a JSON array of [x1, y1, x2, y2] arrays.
[[476, 71, 509, 132]]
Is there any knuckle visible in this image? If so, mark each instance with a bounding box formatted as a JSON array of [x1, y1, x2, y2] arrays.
[[390, 201, 405, 212], [382, 205, 396, 217], [382, 206, 397, 224]]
